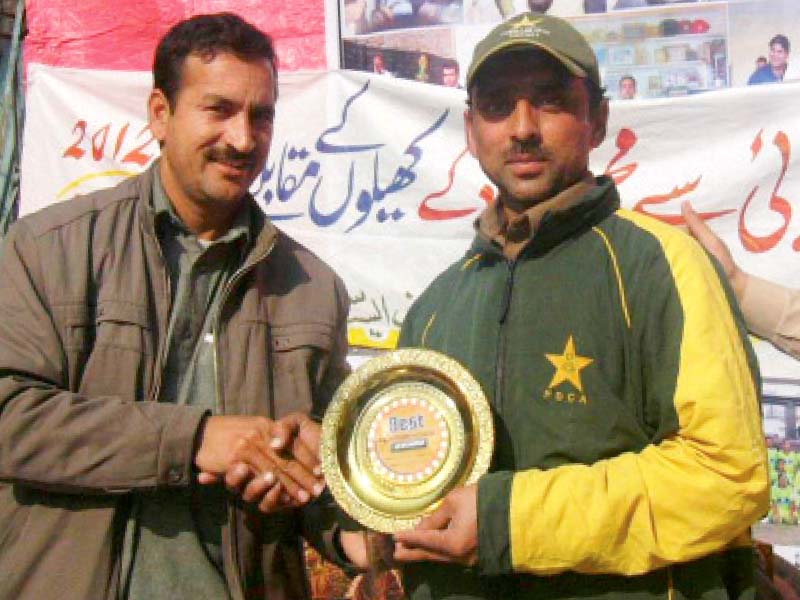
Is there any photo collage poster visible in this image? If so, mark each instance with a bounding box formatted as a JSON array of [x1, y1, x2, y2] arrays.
[[338, 0, 800, 99]]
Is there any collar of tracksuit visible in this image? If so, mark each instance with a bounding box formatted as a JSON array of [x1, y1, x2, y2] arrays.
[[474, 174, 620, 260]]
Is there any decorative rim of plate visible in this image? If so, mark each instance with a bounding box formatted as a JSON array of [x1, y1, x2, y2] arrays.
[[321, 347, 494, 533]]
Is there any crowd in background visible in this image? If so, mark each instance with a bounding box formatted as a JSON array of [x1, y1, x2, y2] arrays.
[[769, 436, 800, 525]]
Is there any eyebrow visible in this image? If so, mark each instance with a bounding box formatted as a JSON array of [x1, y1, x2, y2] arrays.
[[200, 93, 234, 105], [200, 94, 274, 110], [477, 80, 567, 96]]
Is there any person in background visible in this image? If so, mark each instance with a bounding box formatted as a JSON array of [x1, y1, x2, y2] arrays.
[[390, 13, 768, 600], [441, 58, 462, 88], [467, 0, 549, 24], [682, 202, 800, 360], [344, 0, 369, 34], [416, 0, 463, 25], [0, 13, 365, 600], [748, 34, 790, 85], [373, 51, 393, 76], [618, 74, 637, 99], [370, 5, 396, 30]]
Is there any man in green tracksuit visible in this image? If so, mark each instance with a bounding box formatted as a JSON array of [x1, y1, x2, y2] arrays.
[[392, 13, 769, 600]]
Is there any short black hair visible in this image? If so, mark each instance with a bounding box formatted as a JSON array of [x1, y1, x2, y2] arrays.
[[154, 12, 277, 108], [584, 79, 607, 113], [770, 34, 790, 53]]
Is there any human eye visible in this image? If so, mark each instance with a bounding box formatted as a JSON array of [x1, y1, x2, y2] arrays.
[[252, 106, 275, 129], [475, 92, 515, 119], [534, 87, 567, 111], [206, 101, 233, 118]]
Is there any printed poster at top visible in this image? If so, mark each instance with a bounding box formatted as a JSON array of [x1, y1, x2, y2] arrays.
[[338, 0, 800, 98]]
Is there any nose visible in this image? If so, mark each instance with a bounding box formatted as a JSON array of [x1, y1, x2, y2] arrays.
[[509, 98, 540, 143], [226, 112, 256, 154]]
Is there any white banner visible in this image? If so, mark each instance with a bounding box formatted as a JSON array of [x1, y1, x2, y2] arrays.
[[20, 63, 800, 381]]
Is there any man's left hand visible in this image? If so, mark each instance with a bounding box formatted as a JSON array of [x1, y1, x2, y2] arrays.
[[393, 484, 478, 566]]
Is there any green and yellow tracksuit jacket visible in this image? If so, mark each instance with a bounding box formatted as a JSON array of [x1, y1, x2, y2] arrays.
[[397, 178, 769, 600]]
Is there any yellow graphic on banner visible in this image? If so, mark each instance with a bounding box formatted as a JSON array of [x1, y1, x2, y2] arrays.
[[56, 170, 136, 201], [348, 326, 399, 350]]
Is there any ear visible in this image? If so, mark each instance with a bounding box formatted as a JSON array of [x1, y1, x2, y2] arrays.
[[590, 98, 609, 148], [464, 108, 477, 158], [148, 89, 171, 144]]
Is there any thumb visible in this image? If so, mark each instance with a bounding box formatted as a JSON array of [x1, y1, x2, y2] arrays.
[[415, 505, 452, 531], [284, 412, 321, 452], [395, 505, 452, 548]]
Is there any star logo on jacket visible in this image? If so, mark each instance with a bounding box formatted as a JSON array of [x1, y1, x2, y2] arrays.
[[542, 335, 594, 405]]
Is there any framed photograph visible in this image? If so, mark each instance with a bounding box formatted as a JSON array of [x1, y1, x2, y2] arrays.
[[608, 45, 635, 66]]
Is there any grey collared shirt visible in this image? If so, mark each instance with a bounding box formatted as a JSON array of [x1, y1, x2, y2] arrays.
[[121, 169, 253, 600]]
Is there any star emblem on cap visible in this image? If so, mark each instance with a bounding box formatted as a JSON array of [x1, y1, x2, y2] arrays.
[[510, 14, 543, 30], [545, 335, 594, 393]]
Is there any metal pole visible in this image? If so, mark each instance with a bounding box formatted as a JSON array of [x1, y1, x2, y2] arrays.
[[0, 0, 25, 238]]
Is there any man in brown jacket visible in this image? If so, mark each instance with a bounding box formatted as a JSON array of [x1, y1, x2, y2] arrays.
[[0, 13, 359, 600]]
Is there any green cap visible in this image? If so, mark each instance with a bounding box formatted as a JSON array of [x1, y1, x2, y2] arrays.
[[466, 13, 600, 90]]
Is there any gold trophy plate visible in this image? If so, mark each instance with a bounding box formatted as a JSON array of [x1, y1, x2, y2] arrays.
[[321, 348, 494, 533]]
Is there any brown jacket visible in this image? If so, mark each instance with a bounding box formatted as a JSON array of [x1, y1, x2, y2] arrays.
[[0, 164, 351, 599]]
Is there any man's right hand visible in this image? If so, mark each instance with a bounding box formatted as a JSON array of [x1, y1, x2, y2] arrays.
[[193, 414, 324, 511]]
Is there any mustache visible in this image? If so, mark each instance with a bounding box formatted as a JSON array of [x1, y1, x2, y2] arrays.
[[205, 147, 256, 168], [507, 139, 550, 161]]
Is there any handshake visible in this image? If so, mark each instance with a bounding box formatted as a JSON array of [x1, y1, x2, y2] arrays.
[[192, 412, 479, 569], [193, 412, 326, 513], [192, 412, 376, 568]]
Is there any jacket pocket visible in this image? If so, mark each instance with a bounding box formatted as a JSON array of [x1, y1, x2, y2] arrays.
[[59, 300, 152, 353], [93, 301, 152, 354], [62, 300, 154, 399], [271, 323, 335, 353], [269, 322, 336, 418]]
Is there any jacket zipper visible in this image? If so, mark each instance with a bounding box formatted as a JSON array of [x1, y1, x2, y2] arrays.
[[495, 259, 516, 417], [148, 240, 172, 403], [667, 565, 675, 600], [211, 236, 277, 600], [212, 235, 276, 415]]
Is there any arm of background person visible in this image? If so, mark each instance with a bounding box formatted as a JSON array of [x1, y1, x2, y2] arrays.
[[396, 218, 769, 576], [682, 201, 800, 360], [0, 220, 319, 503]]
